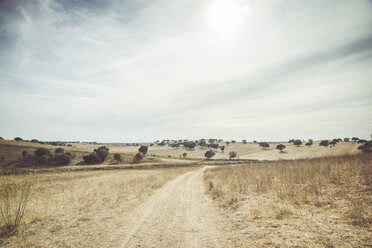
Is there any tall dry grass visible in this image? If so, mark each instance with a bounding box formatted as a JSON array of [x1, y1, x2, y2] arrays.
[[0, 172, 33, 235], [204, 154, 372, 225]]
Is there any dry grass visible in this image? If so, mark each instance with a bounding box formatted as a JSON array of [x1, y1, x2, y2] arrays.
[[204, 154, 372, 247], [0, 166, 198, 247]]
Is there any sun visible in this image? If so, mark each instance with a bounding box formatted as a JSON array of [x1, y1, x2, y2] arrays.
[[206, 0, 242, 34]]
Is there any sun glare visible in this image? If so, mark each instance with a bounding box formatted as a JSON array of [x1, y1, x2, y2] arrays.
[[207, 0, 242, 34]]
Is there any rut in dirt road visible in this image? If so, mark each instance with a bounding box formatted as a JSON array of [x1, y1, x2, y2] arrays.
[[117, 167, 232, 248]]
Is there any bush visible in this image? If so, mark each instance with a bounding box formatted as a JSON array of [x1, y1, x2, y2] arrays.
[[133, 152, 144, 163], [34, 148, 51, 157], [138, 145, 148, 155], [30, 139, 39, 143], [114, 153, 122, 163], [21, 151, 28, 158], [220, 145, 225, 152], [205, 150, 215, 160], [242, 140, 247, 144], [183, 153, 187, 158], [358, 141, 372, 153], [54, 153, 71, 165], [38, 154, 52, 165], [83, 152, 101, 164], [229, 151, 237, 160], [0, 173, 33, 233], [305, 142, 313, 146], [13, 137, 23, 141], [55, 148, 64, 154]]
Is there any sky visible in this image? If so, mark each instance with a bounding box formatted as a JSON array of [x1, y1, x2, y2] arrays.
[[0, 0, 372, 142]]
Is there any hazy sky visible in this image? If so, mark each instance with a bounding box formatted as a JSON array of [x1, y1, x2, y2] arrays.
[[0, 0, 372, 142]]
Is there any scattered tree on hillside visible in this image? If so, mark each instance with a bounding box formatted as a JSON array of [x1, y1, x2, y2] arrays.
[[183, 153, 187, 158], [305, 141, 313, 146], [34, 148, 51, 157], [253, 140, 257, 144], [31, 139, 39, 143], [242, 139, 247, 144], [276, 144, 286, 152], [54, 153, 73, 165], [288, 139, 294, 143], [351, 137, 359, 142], [204, 150, 215, 160], [319, 140, 329, 147], [229, 151, 237, 160], [231, 140, 236, 143], [14, 137, 23, 141], [293, 140, 302, 147], [220, 145, 225, 153], [226, 141, 231, 146], [114, 153, 122, 163], [259, 142, 270, 149], [83, 146, 109, 164], [344, 138, 350, 142], [357, 139, 367, 144], [94, 146, 109, 161], [138, 145, 148, 155], [184, 142, 196, 150]]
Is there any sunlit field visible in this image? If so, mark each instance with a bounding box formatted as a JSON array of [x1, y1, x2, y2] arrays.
[[204, 154, 372, 247]]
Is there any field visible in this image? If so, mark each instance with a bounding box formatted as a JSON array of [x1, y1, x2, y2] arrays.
[[0, 139, 371, 247]]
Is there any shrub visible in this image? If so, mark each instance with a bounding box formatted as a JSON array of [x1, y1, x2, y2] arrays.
[[34, 148, 51, 157], [229, 151, 237, 160], [21, 151, 28, 158], [55, 148, 64, 154], [183, 153, 187, 158], [138, 145, 148, 155], [276, 144, 286, 152], [358, 141, 372, 153], [83, 152, 101, 164], [205, 150, 215, 160], [220, 145, 225, 152], [54, 153, 71, 165], [242, 139, 247, 144], [114, 153, 122, 163], [30, 139, 38, 143], [305, 141, 313, 146], [293, 140, 302, 147], [0, 173, 33, 233], [344, 138, 350, 142], [13, 137, 23, 141]]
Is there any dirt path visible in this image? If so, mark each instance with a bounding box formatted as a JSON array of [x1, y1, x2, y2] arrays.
[[114, 167, 232, 248]]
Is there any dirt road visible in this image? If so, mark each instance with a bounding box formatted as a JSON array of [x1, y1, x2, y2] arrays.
[[114, 167, 232, 248]]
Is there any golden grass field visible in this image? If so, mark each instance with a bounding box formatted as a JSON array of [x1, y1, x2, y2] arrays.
[[0, 139, 370, 247], [203, 154, 372, 247]]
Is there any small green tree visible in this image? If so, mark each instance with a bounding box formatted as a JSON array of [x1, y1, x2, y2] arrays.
[[183, 153, 187, 158], [220, 145, 225, 152], [259, 142, 270, 149], [14, 137, 23, 141], [133, 152, 144, 163], [229, 151, 237, 160], [114, 153, 122, 163], [21, 150, 28, 158], [293, 140, 302, 147], [204, 150, 215, 160], [242, 139, 247, 144]]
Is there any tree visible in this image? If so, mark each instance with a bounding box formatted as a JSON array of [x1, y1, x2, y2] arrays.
[[305, 141, 313, 146], [204, 150, 215, 160], [276, 144, 286, 152], [94, 146, 109, 161], [351, 137, 359, 142], [242, 139, 247, 144], [253, 140, 257, 144], [54, 153, 72, 165], [293, 140, 302, 147], [358, 141, 372, 153], [319, 140, 329, 147], [220, 145, 225, 152], [183, 153, 187, 158], [114, 153, 122, 163], [83, 152, 101, 164], [259, 142, 270, 149], [344, 138, 350, 142], [229, 151, 237, 160], [138, 145, 148, 155], [288, 139, 294, 143], [14, 137, 23, 141], [226, 141, 231, 146], [31, 139, 39, 143]]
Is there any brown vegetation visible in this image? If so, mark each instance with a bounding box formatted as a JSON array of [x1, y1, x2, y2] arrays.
[[204, 154, 372, 247]]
